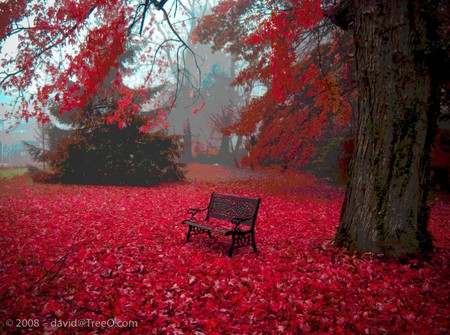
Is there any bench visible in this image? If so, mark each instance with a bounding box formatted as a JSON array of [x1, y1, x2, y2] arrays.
[[182, 192, 261, 257]]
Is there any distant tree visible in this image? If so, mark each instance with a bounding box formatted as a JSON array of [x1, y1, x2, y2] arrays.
[[181, 118, 193, 162], [22, 124, 47, 166], [23, 112, 72, 170], [209, 107, 234, 166]]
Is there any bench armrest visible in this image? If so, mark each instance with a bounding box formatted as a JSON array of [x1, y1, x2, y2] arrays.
[[187, 207, 208, 220], [231, 216, 255, 229]]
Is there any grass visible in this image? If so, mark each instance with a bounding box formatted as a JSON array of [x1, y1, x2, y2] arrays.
[[0, 167, 28, 179]]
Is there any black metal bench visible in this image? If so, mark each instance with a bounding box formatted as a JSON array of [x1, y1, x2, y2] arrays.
[[182, 192, 261, 257]]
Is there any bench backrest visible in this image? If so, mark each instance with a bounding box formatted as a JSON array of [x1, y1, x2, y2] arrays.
[[207, 192, 261, 227]]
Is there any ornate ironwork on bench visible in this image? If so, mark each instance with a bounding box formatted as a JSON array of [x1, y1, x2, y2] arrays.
[[182, 192, 261, 257]]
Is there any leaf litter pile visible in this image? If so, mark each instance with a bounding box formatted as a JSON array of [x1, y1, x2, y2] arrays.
[[0, 164, 449, 334]]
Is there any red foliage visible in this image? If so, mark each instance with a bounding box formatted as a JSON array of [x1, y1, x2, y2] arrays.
[[0, 0, 29, 41], [194, 0, 354, 169], [0, 169, 449, 334], [1, 0, 158, 125]]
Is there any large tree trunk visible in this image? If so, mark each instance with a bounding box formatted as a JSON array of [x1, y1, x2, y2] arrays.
[[332, 0, 445, 257]]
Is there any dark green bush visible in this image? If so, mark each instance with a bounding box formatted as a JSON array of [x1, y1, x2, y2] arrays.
[[46, 115, 185, 186]]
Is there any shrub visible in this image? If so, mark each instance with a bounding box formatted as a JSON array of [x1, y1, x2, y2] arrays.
[[46, 115, 186, 186]]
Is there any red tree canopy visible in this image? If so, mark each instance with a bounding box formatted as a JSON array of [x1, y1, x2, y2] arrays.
[[2, 0, 354, 166], [0, 0, 198, 127], [194, 0, 355, 167]]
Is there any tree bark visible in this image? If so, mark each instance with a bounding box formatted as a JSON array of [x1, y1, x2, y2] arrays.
[[333, 0, 445, 257]]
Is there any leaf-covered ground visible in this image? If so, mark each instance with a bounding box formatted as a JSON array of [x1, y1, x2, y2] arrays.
[[0, 164, 449, 334]]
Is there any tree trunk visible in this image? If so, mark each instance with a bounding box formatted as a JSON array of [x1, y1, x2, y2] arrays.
[[334, 0, 444, 257], [217, 134, 232, 165], [232, 135, 243, 168], [182, 119, 193, 162]]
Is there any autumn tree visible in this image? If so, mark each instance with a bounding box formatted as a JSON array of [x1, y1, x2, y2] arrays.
[[326, 0, 449, 257], [0, 0, 203, 126], [193, 0, 354, 169]]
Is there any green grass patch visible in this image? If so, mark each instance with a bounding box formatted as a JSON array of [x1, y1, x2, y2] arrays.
[[0, 168, 28, 179]]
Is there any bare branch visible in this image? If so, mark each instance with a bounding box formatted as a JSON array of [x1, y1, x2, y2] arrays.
[[140, 0, 151, 35], [160, 6, 202, 92]]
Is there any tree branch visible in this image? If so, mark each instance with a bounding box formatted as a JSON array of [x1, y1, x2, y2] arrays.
[[0, 6, 98, 88], [158, 6, 203, 108], [324, 0, 354, 30]]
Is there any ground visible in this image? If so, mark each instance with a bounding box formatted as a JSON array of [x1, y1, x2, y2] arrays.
[[0, 164, 449, 334]]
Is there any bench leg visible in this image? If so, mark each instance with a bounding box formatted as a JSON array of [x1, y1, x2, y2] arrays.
[[186, 225, 192, 243], [228, 237, 235, 258], [186, 225, 213, 243], [228, 232, 257, 257], [252, 232, 258, 253]]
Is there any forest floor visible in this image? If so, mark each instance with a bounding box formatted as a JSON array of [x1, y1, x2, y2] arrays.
[[0, 164, 449, 334]]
